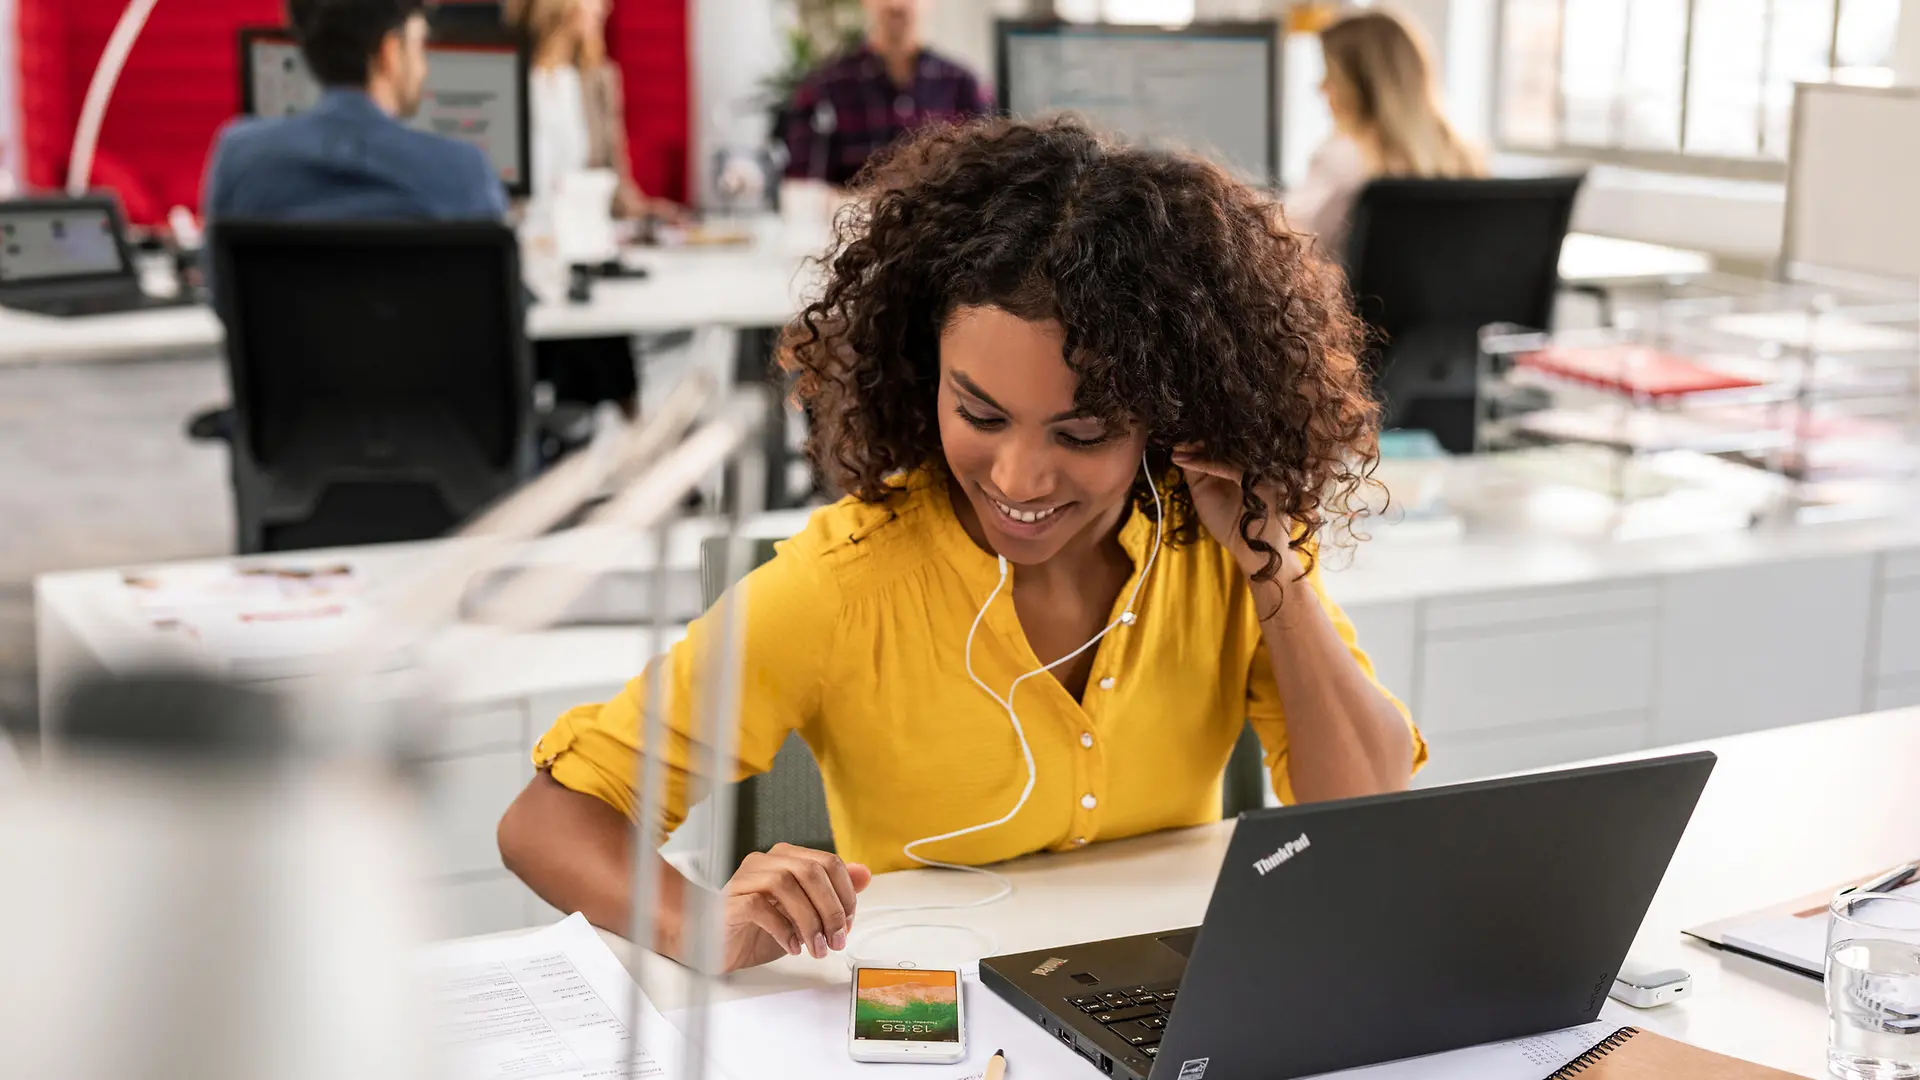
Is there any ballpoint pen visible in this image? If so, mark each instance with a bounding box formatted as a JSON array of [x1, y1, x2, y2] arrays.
[[1842, 862, 1917, 897]]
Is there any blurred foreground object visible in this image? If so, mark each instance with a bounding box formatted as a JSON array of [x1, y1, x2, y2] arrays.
[[4, 374, 773, 1080], [0, 671, 434, 1080]]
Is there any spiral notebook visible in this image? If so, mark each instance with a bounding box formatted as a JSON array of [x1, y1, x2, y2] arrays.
[[1535, 1027, 1808, 1079], [1310, 1024, 1805, 1080]]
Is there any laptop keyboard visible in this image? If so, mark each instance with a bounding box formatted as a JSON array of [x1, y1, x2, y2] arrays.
[[1067, 984, 1178, 1057]]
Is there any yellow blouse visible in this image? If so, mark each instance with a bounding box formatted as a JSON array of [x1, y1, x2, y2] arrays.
[[533, 471, 1423, 873]]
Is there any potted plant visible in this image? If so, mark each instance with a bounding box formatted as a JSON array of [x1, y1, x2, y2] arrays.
[[761, 0, 867, 143]]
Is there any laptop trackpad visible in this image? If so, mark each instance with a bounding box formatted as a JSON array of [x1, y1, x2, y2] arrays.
[[1156, 929, 1198, 958]]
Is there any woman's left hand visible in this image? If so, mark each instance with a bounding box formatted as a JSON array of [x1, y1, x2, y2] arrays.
[[1173, 448, 1298, 579]]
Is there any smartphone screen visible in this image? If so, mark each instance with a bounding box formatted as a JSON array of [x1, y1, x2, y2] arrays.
[[852, 968, 961, 1043]]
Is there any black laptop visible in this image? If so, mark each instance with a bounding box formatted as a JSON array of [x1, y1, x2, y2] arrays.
[[981, 752, 1715, 1080], [0, 195, 198, 318]]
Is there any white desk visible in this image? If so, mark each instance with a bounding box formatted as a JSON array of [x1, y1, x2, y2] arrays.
[[34, 478, 1920, 935], [1557, 232, 1712, 287], [0, 229, 1700, 368], [0, 303, 223, 368], [0, 223, 817, 368], [527, 241, 812, 340], [522, 707, 1918, 1079]]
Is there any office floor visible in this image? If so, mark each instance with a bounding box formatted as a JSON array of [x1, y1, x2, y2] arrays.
[[0, 354, 234, 737]]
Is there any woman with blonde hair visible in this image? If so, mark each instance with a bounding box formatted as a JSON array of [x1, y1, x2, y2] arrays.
[[508, 0, 674, 221], [1287, 7, 1483, 262], [509, 0, 683, 417]]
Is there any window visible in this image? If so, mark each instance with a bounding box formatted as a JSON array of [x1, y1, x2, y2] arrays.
[[1497, 0, 1903, 171]]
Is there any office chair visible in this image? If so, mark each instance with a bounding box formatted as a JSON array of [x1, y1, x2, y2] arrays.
[[698, 537, 1273, 872], [1341, 173, 1586, 453], [699, 536, 837, 869], [204, 220, 538, 553]]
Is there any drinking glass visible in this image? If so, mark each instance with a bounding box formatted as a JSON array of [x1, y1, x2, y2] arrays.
[[1828, 892, 1920, 1080]]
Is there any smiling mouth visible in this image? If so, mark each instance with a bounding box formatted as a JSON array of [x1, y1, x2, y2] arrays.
[[991, 499, 1063, 525]]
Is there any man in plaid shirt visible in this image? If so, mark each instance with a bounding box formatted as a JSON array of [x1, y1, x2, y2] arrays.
[[783, 0, 994, 188]]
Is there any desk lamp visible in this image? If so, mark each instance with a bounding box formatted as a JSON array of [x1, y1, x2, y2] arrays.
[[65, 0, 162, 196]]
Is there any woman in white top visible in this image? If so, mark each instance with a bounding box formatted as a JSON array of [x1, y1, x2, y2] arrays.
[[511, 0, 684, 417], [1286, 9, 1483, 264], [513, 0, 678, 223]]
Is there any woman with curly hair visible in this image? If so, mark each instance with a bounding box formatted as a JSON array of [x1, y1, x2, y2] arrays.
[[499, 117, 1425, 972]]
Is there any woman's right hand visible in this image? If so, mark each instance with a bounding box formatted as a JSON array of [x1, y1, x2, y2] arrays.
[[720, 843, 872, 972]]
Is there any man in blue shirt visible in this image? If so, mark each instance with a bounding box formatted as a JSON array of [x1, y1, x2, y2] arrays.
[[204, 0, 505, 221], [190, 0, 514, 448]]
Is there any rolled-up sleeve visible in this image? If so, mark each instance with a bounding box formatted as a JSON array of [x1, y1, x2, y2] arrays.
[[531, 539, 839, 840], [1244, 553, 1425, 806]]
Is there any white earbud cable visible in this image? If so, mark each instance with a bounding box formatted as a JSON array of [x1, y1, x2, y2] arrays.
[[852, 457, 1164, 958]]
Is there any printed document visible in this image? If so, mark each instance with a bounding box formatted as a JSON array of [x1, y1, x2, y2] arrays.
[[421, 913, 690, 1080]]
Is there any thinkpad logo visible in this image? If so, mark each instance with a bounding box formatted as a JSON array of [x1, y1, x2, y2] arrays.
[[1030, 957, 1069, 977], [1253, 832, 1311, 876]]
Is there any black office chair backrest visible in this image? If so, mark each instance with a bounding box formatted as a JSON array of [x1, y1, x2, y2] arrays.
[[1341, 173, 1585, 451], [209, 220, 536, 552], [698, 535, 1273, 870]]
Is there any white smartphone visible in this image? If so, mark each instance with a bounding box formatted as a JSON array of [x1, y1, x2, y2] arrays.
[[847, 963, 967, 1064]]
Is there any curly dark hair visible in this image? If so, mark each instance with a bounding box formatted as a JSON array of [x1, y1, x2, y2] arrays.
[[781, 116, 1379, 582]]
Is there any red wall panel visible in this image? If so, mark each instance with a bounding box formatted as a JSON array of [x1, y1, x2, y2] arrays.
[[20, 0, 282, 223], [606, 0, 689, 203], [17, 0, 690, 223]]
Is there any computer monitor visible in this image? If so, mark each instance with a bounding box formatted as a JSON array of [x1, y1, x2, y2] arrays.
[[427, 1, 507, 36], [237, 26, 531, 197], [996, 20, 1279, 188]]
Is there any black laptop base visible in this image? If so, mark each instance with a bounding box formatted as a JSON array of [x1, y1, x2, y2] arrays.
[[1, 289, 198, 318], [982, 928, 1195, 1079], [982, 752, 1715, 1080]]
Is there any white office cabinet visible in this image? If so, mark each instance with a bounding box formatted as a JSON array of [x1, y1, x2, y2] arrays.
[[1341, 600, 1418, 712], [1874, 548, 1920, 681], [1873, 548, 1920, 709], [1416, 581, 1659, 736], [1414, 712, 1649, 788], [1875, 679, 1920, 710], [524, 685, 631, 741], [420, 750, 532, 879], [526, 891, 568, 927], [433, 875, 543, 938], [1652, 555, 1875, 746], [1423, 580, 1661, 632], [413, 699, 536, 935], [427, 701, 528, 758], [416, 696, 593, 936]]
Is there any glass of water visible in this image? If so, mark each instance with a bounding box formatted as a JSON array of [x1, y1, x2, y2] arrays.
[[1828, 892, 1920, 1080]]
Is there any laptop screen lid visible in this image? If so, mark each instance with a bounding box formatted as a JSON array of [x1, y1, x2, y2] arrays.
[[1151, 751, 1714, 1080], [0, 197, 138, 292]]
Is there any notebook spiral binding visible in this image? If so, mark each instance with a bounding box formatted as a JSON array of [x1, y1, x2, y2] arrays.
[[1545, 1028, 1642, 1078]]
